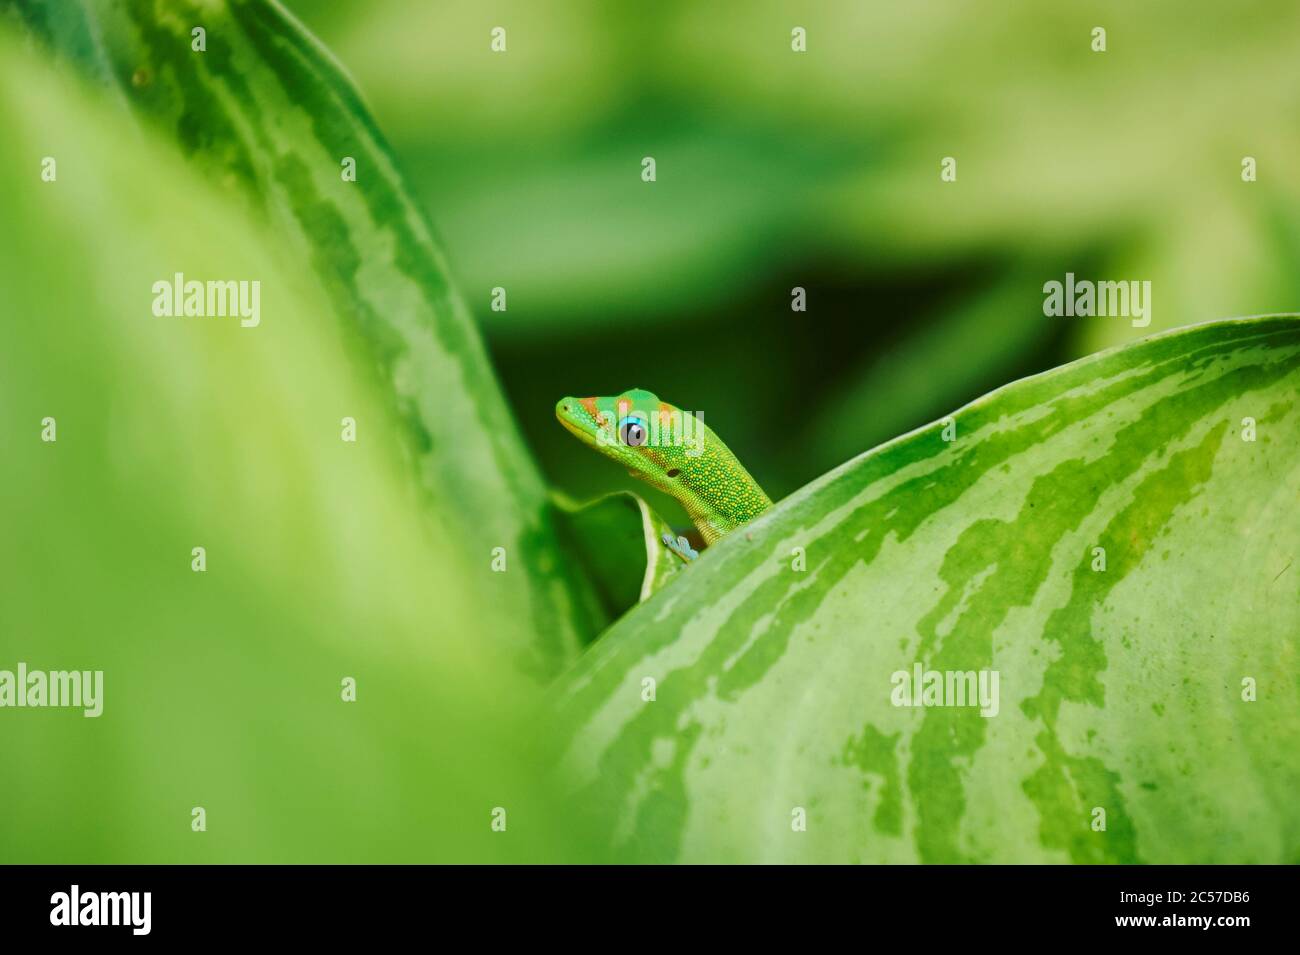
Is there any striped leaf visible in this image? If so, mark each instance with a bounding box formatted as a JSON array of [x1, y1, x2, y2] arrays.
[[3, 0, 595, 674], [0, 31, 582, 861], [553, 491, 685, 618], [552, 316, 1300, 863]]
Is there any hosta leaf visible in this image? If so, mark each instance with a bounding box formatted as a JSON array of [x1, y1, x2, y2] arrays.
[[551, 316, 1300, 863], [1, 0, 595, 674]]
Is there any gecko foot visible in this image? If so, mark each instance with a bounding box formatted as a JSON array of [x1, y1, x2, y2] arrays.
[[662, 533, 699, 562]]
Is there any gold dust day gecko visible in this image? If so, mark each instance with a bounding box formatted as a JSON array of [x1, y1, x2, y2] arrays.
[[556, 389, 772, 562]]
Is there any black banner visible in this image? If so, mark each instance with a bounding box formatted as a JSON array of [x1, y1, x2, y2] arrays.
[[0, 864, 1289, 941]]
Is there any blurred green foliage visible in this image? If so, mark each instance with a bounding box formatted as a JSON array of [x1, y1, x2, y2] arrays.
[[4, 0, 1298, 865], [0, 30, 594, 862], [3, 0, 625, 676], [286, 0, 1300, 521]]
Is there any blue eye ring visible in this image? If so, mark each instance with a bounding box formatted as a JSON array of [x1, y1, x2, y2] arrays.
[[619, 416, 648, 447]]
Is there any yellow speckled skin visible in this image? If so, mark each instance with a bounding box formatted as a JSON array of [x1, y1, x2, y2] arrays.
[[556, 389, 772, 545]]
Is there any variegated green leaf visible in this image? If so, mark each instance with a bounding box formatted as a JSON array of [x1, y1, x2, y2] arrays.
[[552, 491, 684, 629], [0, 29, 584, 861], [552, 316, 1300, 863], [2, 0, 597, 674]]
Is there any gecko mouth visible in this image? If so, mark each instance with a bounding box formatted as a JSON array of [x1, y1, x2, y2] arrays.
[[556, 406, 606, 450]]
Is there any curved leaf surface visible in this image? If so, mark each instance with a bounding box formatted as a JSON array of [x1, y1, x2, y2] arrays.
[[2, 0, 593, 674], [0, 30, 586, 862], [552, 316, 1300, 863]]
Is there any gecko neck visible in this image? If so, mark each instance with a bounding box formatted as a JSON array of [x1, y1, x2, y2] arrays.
[[645, 437, 771, 545]]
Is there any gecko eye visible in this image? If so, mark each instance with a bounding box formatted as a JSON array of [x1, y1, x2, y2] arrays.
[[620, 418, 648, 447]]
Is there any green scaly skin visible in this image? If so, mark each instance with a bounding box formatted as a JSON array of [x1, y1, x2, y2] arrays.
[[556, 389, 772, 560]]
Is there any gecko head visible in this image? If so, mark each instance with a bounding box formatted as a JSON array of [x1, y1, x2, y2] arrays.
[[556, 388, 689, 483]]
